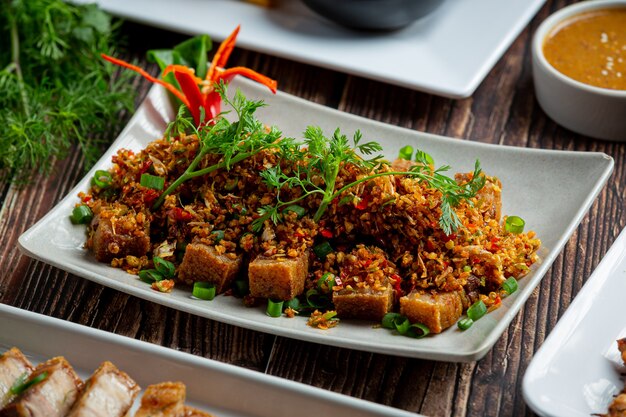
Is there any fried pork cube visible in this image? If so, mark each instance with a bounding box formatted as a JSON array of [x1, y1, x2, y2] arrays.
[[0, 356, 83, 417], [0, 348, 34, 408], [182, 406, 214, 417], [455, 173, 502, 222], [89, 207, 150, 263], [134, 382, 186, 417], [178, 243, 243, 293], [248, 252, 308, 301], [399, 290, 463, 334], [67, 361, 139, 417], [333, 285, 394, 321]]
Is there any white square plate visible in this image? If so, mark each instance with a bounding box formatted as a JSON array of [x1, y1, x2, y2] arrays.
[[75, 0, 546, 98], [18, 79, 613, 361], [0, 303, 420, 417], [523, 227, 626, 416]]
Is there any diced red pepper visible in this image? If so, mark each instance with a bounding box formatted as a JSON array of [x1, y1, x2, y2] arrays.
[[391, 274, 404, 297], [355, 195, 369, 210], [442, 233, 457, 242], [143, 189, 160, 205], [320, 229, 333, 239], [170, 207, 193, 222]]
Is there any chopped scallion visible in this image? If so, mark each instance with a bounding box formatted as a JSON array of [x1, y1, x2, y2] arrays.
[[502, 276, 519, 295], [92, 170, 113, 189], [266, 299, 284, 317], [313, 241, 333, 260], [284, 297, 301, 311], [211, 230, 225, 243], [316, 273, 335, 292], [382, 312, 403, 329], [467, 300, 487, 321], [504, 215, 525, 234], [394, 316, 411, 335], [406, 323, 430, 338], [140, 173, 165, 190], [70, 205, 93, 224], [192, 282, 216, 300], [153, 257, 175, 278], [138, 269, 164, 284], [234, 279, 249, 296], [398, 145, 414, 160], [458, 318, 474, 330]]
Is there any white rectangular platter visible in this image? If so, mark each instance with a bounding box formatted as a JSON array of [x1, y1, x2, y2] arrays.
[[18, 78, 614, 361], [75, 0, 546, 98], [523, 226, 626, 417], [0, 303, 420, 417]]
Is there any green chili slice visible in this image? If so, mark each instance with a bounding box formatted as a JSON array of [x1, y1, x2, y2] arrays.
[[266, 299, 284, 317], [140, 173, 165, 190], [505, 216, 525, 234], [192, 282, 216, 300], [467, 300, 487, 321]]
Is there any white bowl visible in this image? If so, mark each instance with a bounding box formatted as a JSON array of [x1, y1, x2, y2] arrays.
[[532, 0, 626, 141]]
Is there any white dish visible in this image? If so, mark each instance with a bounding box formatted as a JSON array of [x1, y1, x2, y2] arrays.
[[18, 78, 613, 362], [523, 227, 626, 416], [532, 0, 626, 141], [0, 302, 419, 417], [74, 0, 546, 98]]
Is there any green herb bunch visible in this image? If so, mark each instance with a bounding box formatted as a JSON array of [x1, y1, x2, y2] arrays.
[[0, 0, 135, 182]]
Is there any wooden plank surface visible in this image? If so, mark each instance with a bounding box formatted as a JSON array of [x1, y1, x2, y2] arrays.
[[1, 0, 625, 415]]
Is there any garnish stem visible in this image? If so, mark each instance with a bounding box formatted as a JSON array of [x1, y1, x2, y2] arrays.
[[8, 7, 30, 118]]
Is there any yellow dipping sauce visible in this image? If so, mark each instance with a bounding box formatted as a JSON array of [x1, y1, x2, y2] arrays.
[[543, 8, 626, 90]]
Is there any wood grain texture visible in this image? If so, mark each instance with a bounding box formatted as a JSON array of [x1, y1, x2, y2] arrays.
[[1, 1, 625, 416]]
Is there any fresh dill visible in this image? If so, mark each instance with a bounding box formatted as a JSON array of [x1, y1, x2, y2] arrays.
[[0, 0, 135, 182]]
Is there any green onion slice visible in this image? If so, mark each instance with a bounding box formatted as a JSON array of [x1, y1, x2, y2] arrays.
[[394, 316, 411, 335], [283, 204, 306, 218], [316, 273, 336, 293], [266, 299, 284, 317], [406, 323, 430, 339], [381, 312, 403, 329], [234, 279, 249, 296], [92, 170, 113, 189], [153, 257, 175, 278], [502, 276, 519, 295], [467, 300, 487, 321], [192, 282, 216, 300], [305, 288, 331, 309], [140, 173, 165, 190], [398, 145, 414, 161], [138, 269, 164, 284], [70, 205, 93, 225], [224, 177, 239, 191], [284, 297, 301, 311], [458, 318, 474, 331], [504, 216, 525, 234], [322, 311, 338, 321], [10, 372, 48, 395], [313, 241, 333, 260]]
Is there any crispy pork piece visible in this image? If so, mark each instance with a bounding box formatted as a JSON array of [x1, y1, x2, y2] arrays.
[[399, 290, 463, 334], [248, 252, 308, 301], [618, 338, 626, 365], [134, 382, 186, 417], [89, 207, 150, 263], [0, 356, 82, 417], [455, 173, 502, 222], [603, 338, 626, 417], [0, 348, 34, 408], [333, 284, 394, 321], [178, 243, 243, 293], [67, 361, 139, 417], [182, 406, 214, 417]]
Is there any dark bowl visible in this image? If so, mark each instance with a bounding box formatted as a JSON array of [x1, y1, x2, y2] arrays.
[[301, 0, 444, 31]]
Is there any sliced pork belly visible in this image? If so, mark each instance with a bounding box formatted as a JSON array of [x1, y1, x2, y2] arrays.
[[0, 356, 82, 417], [134, 382, 186, 417], [0, 348, 34, 408], [67, 361, 139, 417]]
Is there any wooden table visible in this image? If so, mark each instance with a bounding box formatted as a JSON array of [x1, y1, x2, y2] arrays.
[[2, 1, 625, 415]]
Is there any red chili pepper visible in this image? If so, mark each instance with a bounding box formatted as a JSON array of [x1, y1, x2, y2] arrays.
[[391, 274, 404, 297], [174, 71, 206, 125], [355, 195, 369, 210], [216, 67, 277, 93], [138, 160, 153, 175], [82, 195, 92, 203], [472, 258, 481, 264], [170, 207, 193, 222], [143, 189, 160, 205], [442, 233, 457, 242], [320, 229, 333, 239], [494, 294, 502, 305], [362, 259, 373, 268], [293, 231, 306, 238], [426, 240, 436, 252]]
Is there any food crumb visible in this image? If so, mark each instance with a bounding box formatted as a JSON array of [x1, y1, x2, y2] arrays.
[[307, 310, 339, 330]]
